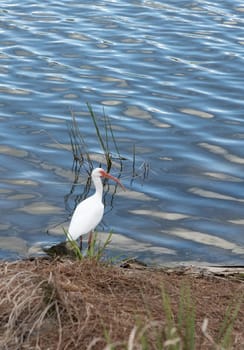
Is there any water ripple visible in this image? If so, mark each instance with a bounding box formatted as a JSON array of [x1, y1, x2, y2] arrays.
[[0, 0, 243, 263]]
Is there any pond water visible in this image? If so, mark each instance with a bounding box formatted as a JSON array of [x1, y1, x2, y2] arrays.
[[0, 0, 244, 265]]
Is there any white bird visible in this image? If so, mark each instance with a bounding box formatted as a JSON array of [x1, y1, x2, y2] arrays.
[[67, 167, 125, 249]]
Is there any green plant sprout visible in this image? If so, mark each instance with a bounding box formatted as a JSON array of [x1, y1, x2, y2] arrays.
[[63, 227, 113, 262]]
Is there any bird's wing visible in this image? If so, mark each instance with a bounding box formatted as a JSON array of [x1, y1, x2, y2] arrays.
[[68, 195, 104, 241]]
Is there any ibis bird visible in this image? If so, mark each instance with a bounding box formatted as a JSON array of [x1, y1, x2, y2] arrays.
[[67, 167, 125, 249]]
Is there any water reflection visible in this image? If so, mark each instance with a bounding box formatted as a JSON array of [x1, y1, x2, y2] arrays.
[[203, 172, 242, 182], [0, 0, 244, 264], [130, 209, 189, 220], [97, 232, 177, 259], [199, 142, 244, 165], [0, 87, 31, 96], [0, 237, 28, 256], [165, 228, 244, 255], [180, 108, 214, 119], [189, 188, 244, 203], [17, 202, 62, 215], [0, 145, 28, 158]]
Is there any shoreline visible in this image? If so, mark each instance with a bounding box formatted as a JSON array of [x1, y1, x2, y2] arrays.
[[0, 256, 243, 349]]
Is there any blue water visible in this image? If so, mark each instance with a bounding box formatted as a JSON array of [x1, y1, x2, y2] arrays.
[[0, 0, 244, 264]]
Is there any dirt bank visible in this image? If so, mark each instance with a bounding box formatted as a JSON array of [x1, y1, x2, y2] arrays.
[[0, 257, 243, 349]]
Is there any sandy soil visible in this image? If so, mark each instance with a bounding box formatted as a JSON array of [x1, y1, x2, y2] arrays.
[[0, 257, 243, 350]]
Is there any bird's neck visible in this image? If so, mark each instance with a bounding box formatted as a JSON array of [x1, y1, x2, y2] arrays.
[[93, 176, 103, 201]]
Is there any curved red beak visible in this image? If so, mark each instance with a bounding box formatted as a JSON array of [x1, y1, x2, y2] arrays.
[[101, 170, 126, 191]]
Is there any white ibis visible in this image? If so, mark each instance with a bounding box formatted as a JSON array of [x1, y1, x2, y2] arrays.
[[67, 167, 125, 249]]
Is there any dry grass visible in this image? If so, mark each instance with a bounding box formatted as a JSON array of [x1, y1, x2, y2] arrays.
[[0, 258, 243, 350]]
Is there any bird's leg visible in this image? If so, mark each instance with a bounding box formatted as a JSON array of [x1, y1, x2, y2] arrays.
[[88, 231, 93, 250], [79, 236, 83, 251]]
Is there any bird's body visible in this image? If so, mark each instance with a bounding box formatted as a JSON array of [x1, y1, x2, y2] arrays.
[[68, 193, 104, 241], [67, 167, 124, 248]]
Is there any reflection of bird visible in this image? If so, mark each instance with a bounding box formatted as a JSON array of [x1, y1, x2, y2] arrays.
[[67, 167, 125, 249]]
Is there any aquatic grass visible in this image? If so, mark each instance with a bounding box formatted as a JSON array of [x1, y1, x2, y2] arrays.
[[64, 103, 150, 262], [86, 231, 113, 261], [67, 103, 149, 185], [67, 108, 93, 173], [87, 103, 127, 172], [66, 104, 128, 215], [62, 227, 113, 262], [63, 227, 83, 260], [68, 103, 124, 175], [87, 103, 113, 172]]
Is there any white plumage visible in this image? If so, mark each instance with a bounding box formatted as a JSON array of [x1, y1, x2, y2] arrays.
[[67, 167, 124, 248]]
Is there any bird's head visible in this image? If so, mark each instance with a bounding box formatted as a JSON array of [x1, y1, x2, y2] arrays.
[[92, 168, 125, 190]]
